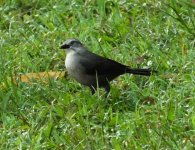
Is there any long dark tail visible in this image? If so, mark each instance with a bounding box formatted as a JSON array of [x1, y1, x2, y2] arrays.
[[126, 68, 153, 76]]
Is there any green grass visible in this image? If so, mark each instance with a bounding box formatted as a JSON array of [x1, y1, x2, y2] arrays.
[[0, 0, 195, 149]]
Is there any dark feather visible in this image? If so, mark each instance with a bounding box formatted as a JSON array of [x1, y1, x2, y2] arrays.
[[78, 49, 126, 76]]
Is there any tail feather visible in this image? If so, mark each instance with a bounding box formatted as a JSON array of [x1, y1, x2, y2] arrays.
[[126, 68, 153, 76]]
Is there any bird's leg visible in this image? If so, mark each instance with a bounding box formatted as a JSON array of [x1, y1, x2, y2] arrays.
[[104, 84, 110, 95], [89, 86, 96, 95]]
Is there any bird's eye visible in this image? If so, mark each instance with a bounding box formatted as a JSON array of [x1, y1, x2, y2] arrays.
[[65, 44, 70, 48], [70, 41, 75, 46]]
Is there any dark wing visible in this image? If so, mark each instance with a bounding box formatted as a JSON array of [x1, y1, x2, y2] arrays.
[[78, 50, 127, 76]]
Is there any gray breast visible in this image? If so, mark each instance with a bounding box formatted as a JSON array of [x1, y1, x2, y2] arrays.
[[65, 51, 96, 86]]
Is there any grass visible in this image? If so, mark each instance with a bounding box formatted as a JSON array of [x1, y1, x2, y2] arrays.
[[0, 0, 195, 149]]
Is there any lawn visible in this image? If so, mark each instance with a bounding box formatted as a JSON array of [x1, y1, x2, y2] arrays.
[[0, 0, 195, 149]]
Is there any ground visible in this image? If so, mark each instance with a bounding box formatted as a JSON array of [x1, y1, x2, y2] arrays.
[[0, 0, 195, 149]]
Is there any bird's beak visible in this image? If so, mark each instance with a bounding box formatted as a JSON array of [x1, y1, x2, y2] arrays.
[[60, 44, 70, 49]]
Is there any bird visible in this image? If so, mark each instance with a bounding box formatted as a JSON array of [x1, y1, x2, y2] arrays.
[[60, 38, 154, 94]]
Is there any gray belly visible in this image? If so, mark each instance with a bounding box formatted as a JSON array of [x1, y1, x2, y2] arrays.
[[67, 66, 96, 86], [65, 53, 96, 86]]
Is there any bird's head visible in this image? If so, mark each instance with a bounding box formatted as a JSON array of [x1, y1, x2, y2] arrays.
[[60, 39, 83, 52]]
